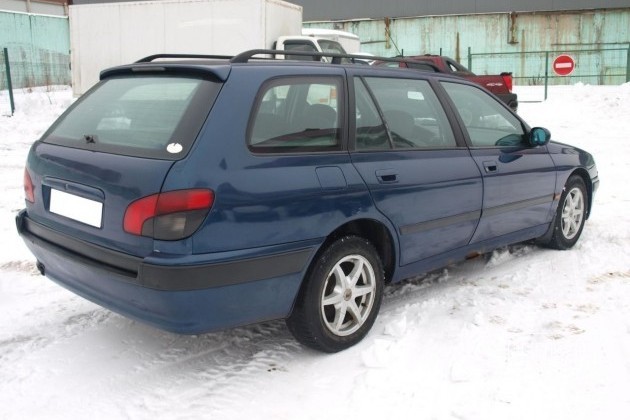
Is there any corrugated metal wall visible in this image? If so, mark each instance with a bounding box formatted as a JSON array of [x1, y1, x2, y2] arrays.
[[0, 11, 70, 89], [305, 9, 630, 85], [305, 9, 630, 58]]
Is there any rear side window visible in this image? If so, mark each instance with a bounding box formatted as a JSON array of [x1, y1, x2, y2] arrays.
[[248, 77, 343, 153], [42, 75, 220, 160]]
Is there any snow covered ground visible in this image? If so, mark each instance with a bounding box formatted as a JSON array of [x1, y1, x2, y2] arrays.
[[1, 84, 629, 420]]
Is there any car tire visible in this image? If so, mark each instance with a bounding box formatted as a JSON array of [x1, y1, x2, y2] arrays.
[[286, 236, 384, 353], [543, 175, 588, 250]]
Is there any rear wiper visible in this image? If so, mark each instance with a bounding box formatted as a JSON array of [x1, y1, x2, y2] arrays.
[[83, 134, 98, 144]]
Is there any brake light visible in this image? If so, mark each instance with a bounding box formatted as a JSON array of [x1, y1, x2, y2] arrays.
[[124, 189, 214, 240], [24, 168, 35, 203], [501, 72, 513, 92]]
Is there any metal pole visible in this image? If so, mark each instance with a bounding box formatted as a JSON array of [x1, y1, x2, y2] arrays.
[[3, 48, 15, 116], [544, 51, 549, 101], [467, 46, 472, 71]]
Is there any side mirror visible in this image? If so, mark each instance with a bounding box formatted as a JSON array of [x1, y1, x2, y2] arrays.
[[529, 127, 551, 147]]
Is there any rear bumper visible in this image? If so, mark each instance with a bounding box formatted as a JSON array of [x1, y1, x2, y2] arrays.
[[16, 210, 316, 333]]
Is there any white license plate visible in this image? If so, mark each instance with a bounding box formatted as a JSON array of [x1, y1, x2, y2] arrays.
[[49, 189, 103, 228]]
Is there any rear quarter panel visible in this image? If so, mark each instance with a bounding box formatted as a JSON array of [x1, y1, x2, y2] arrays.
[[160, 64, 392, 255]]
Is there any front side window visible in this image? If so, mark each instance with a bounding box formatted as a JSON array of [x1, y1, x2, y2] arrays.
[[249, 78, 342, 153], [42, 75, 219, 160], [355, 76, 456, 150], [441, 82, 525, 147]]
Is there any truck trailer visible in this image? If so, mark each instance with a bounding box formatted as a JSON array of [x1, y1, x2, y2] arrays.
[[69, 0, 303, 95]]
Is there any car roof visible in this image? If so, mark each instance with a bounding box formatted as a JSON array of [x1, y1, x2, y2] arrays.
[[99, 49, 470, 84]]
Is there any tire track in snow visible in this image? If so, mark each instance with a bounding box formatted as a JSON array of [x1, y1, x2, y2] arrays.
[[76, 321, 305, 419], [0, 301, 116, 385], [0, 308, 305, 419], [0, 260, 38, 273], [589, 270, 630, 283]]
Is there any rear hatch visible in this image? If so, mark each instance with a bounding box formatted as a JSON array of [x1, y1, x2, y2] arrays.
[[24, 71, 222, 256]]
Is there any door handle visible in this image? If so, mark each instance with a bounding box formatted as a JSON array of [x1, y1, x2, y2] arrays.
[[375, 169, 399, 184], [483, 161, 498, 173]]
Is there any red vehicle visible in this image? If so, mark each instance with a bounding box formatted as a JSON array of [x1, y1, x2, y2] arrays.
[[374, 55, 518, 112]]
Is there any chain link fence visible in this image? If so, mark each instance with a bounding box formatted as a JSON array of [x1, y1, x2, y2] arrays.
[[0, 49, 71, 90], [1, 47, 71, 116], [468, 46, 630, 100]]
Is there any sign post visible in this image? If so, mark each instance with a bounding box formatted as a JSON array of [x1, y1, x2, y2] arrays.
[[553, 54, 576, 76]]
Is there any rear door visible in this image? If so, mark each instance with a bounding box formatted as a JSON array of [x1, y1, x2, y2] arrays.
[[348, 70, 483, 266], [439, 81, 556, 243]]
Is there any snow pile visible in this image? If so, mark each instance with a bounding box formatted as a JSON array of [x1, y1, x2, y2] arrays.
[[1, 85, 629, 420]]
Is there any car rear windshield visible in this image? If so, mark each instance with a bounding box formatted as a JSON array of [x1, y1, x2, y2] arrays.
[[41, 75, 221, 160]]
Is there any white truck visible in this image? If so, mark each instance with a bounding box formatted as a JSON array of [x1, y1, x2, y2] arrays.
[[300, 28, 361, 53], [274, 28, 360, 62], [69, 0, 362, 95], [69, 0, 303, 95]]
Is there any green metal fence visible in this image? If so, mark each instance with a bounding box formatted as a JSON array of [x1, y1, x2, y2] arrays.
[[1, 48, 15, 116], [468, 46, 630, 92], [0, 50, 71, 90]]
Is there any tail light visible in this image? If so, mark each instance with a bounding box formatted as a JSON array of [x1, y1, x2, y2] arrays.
[[501, 72, 513, 92], [24, 168, 35, 203], [124, 189, 214, 240]]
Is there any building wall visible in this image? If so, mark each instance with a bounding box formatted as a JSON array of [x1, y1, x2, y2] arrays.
[[0, 11, 71, 89], [305, 8, 630, 85], [2, 3, 628, 89], [308, 9, 629, 57]]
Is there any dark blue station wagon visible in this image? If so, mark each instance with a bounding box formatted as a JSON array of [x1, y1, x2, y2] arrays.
[[17, 51, 599, 352]]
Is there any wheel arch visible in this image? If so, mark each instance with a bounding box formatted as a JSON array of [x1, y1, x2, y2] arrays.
[[301, 218, 397, 288], [320, 218, 397, 283], [568, 168, 593, 219]]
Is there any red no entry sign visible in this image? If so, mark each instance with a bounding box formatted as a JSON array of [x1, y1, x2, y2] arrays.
[[553, 54, 575, 76]]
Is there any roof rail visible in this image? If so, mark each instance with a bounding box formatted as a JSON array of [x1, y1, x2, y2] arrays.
[[135, 53, 234, 63], [230, 49, 385, 64], [232, 49, 333, 64], [133, 50, 442, 74], [229, 49, 441, 72]]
